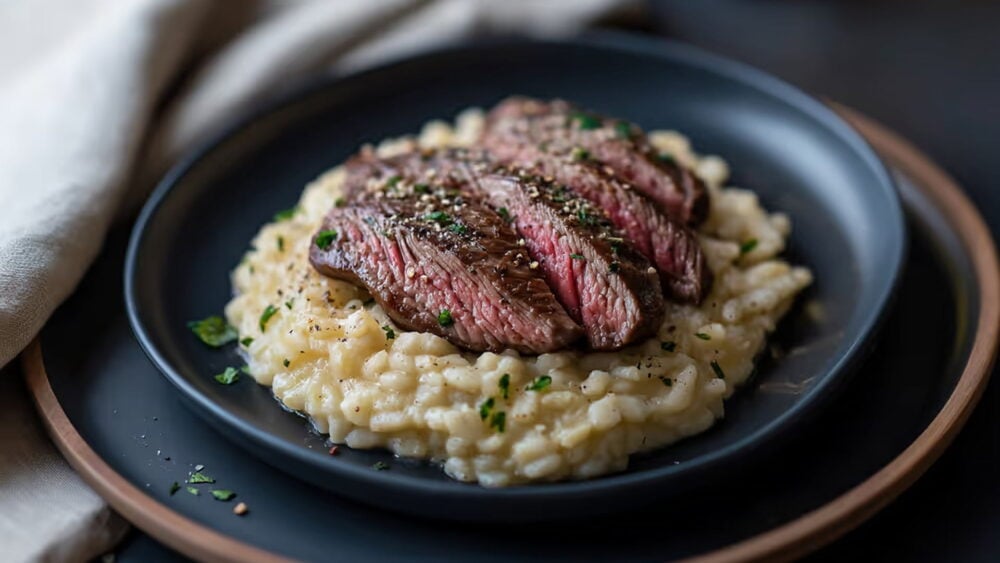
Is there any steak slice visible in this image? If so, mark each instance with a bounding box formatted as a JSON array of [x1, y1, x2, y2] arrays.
[[484, 96, 709, 226], [480, 105, 712, 303], [309, 191, 583, 354], [340, 149, 666, 350], [473, 169, 665, 350]]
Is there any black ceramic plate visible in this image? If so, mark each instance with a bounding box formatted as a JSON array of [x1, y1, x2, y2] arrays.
[[123, 35, 905, 520], [32, 144, 987, 561]]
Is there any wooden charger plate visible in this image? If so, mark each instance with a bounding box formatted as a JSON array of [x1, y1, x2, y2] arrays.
[[23, 108, 999, 562]]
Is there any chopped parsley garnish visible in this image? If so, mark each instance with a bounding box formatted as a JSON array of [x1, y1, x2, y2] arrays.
[[695, 332, 711, 341], [382, 325, 395, 340], [570, 146, 590, 162], [489, 411, 506, 433], [240, 365, 252, 375], [740, 238, 759, 255], [315, 229, 338, 250], [661, 341, 677, 352], [276, 236, 284, 251], [447, 223, 468, 235], [576, 209, 597, 226], [284, 299, 294, 310], [570, 253, 586, 260], [437, 309, 454, 327], [283, 358, 290, 368], [211, 489, 236, 501], [614, 121, 632, 139], [572, 112, 601, 130], [169, 482, 180, 495], [259, 305, 278, 332], [186, 487, 199, 496], [371, 461, 389, 471], [498, 373, 510, 400], [214, 367, 240, 385], [240, 337, 253, 347], [334, 198, 346, 208], [658, 153, 676, 165], [497, 207, 512, 223], [413, 183, 431, 194], [385, 175, 402, 188], [609, 262, 621, 274], [711, 360, 726, 379], [526, 375, 552, 392], [188, 472, 214, 484], [479, 397, 495, 420], [273, 207, 297, 222], [660, 376, 673, 387], [187, 316, 238, 348], [424, 211, 452, 225]]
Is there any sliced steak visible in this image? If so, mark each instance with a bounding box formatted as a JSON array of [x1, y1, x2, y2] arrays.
[[473, 169, 665, 350], [339, 149, 666, 350], [480, 105, 712, 303], [484, 96, 709, 226], [309, 189, 583, 354]]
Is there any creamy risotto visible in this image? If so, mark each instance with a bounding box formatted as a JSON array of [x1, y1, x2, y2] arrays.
[[224, 110, 812, 486]]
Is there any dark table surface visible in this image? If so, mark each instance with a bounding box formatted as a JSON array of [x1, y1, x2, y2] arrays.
[[113, 0, 1000, 560]]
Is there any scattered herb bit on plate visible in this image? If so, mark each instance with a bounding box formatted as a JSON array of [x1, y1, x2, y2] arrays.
[[382, 325, 395, 340], [186, 487, 199, 496], [371, 461, 389, 471], [740, 238, 759, 255], [695, 332, 711, 341], [188, 472, 214, 484], [283, 358, 290, 368], [169, 482, 180, 496], [711, 360, 726, 380], [659, 376, 673, 387], [570, 253, 586, 260], [334, 197, 346, 208], [214, 367, 239, 385], [211, 489, 236, 501], [240, 337, 253, 347], [187, 316, 237, 348]]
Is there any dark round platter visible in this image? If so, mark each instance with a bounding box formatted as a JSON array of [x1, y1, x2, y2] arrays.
[[120, 36, 905, 521], [24, 108, 999, 562]]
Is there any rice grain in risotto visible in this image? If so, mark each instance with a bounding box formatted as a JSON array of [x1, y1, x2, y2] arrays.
[[224, 109, 812, 486]]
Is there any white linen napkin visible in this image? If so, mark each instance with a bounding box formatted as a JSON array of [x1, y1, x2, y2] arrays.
[[0, 0, 636, 560]]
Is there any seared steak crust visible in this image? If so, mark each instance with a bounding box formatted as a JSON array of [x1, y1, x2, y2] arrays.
[[309, 183, 583, 354], [485, 96, 709, 226]]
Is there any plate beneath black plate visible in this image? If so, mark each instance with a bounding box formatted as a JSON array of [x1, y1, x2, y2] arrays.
[[122, 35, 905, 520], [24, 110, 998, 561]]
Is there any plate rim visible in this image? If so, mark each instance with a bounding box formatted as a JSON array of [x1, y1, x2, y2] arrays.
[[120, 34, 908, 502], [23, 107, 999, 563]]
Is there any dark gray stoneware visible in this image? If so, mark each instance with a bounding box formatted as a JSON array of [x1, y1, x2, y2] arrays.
[[122, 34, 906, 521]]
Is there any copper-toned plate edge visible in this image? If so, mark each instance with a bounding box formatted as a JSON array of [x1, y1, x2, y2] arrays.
[[22, 108, 999, 563]]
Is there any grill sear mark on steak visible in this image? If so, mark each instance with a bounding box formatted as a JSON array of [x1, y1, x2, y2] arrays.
[[481, 100, 712, 303], [337, 149, 666, 350], [484, 96, 710, 226], [309, 180, 583, 354]]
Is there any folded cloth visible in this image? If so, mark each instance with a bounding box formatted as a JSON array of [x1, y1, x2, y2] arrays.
[[0, 0, 637, 560]]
